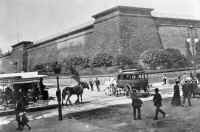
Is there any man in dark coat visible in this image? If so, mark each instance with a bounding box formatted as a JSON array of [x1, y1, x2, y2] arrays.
[[15, 98, 25, 130], [89, 80, 94, 91], [182, 80, 192, 106], [131, 90, 143, 120], [21, 112, 31, 130], [162, 74, 167, 85], [95, 78, 100, 92], [39, 78, 45, 98], [153, 88, 166, 120], [191, 78, 198, 97]]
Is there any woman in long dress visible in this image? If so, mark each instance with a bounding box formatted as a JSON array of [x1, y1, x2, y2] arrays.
[[171, 80, 181, 106]]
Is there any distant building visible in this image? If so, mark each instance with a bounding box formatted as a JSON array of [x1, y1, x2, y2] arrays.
[[0, 6, 200, 73]]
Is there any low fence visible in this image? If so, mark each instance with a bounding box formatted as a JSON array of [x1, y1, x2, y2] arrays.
[[44, 67, 199, 87]]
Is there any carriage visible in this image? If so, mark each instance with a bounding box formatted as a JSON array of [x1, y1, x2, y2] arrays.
[[105, 69, 150, 97], [0, 72, 47, 107], [116, 69, 150, 97]]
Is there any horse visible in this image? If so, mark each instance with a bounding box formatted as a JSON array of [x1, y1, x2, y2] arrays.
[[62, 81, 89, 105]]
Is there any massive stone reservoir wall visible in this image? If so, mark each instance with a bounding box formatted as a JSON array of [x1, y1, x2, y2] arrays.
[[119, 15, 163, 60], [0, 6, 200, 73], [155, 18, 200, 56]]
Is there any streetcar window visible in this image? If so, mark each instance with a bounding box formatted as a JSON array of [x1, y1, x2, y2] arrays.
[[139, 74, 142, 79], [117, 75, 120, 80], [135, 74, 139, 79], [131, 75, 134, 80], [118, 75, 123, 80], [124, 74, 131, 80], [124, 75, 128, 80]]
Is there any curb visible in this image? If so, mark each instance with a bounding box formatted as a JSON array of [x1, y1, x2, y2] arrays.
[[0, 104, 58, 116]]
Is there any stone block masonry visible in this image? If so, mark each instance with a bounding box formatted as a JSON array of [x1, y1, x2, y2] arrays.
[[0, 6, 200, 73]]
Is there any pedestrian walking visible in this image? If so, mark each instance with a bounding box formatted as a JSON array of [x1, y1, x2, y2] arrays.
[[171, 81, 181, 106], [89, 80, 94, 91], [15, 98, 25, 130], [162, 74, 167, 85], [95, 78, 100, 92], [182, 80, 192, 106], [20, 112, 31, 130], [190, 76, 198, 97], [130, 90, 143, 120], [153, 88, 166, 120]]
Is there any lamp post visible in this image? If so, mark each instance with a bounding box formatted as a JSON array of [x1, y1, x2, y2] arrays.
[[53, 62, 62, 121], [186, 25, 199, 74]]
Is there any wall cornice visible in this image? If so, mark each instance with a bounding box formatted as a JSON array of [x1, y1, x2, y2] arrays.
[[31, 24, 94, 48], [27, 30, 93, 51], [154, 17, 200, 27], [93, 6, 153, 19]]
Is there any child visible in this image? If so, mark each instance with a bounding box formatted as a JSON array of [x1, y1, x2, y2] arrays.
[[20, 112, 31, 130], [131, 90, 143, 120], [153, 88, 166, 120]]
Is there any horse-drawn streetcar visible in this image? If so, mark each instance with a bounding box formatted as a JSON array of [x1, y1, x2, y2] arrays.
[[105, 69, 150, 97], [0, 72, 47, 107], [116, 69, 150, 97]]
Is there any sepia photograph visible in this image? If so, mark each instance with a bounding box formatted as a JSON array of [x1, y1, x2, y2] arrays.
[[0, 0, 200, 131]]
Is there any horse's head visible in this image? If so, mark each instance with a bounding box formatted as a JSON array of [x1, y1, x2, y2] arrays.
[[80, 81, 90, 90]]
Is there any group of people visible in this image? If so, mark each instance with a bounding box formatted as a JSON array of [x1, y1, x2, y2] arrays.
[[131, 88, 166, 120], [171, 74, 198, 107], [88, 78, 100, 92], [14, 78, 48, 131], [32, 78, 49, 101], [131, 73, 198, 120]]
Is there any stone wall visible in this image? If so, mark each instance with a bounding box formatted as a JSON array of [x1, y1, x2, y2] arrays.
[[119, 15, 163, 60], [0, 55, 15, 73], [155, 17, 200, 58], [56, 28, 93, 59], [0, 6, 200, 73], [158, 26, 188, 55], [91, 11, 121, 57], [0, 41, 33, 73], [27, 25, 94, 71], [27, 41, 58, 71]]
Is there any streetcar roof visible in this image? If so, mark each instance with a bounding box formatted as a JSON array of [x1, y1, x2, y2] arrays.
[[118, 69, 145, 75], [118, 71, 145, 75], [0, 72, 47, 80], [12, 80, 40, 84]]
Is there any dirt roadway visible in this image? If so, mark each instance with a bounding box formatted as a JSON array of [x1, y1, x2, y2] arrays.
[[2, 97, 200, 132], [71, 97, 200, 132]]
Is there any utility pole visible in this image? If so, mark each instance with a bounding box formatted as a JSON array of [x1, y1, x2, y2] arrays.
[[186, 25, 199, 74], [53, 62, 63, 121]]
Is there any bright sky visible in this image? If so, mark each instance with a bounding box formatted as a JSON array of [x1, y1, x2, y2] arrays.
[[0, 0, 199, 53]]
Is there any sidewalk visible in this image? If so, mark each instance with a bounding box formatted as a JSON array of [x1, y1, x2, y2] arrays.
[[0, 82, 174, 117], [0, 82, 176, 128]]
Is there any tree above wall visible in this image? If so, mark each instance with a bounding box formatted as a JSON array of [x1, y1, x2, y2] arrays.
[[92, 53, 114, 67], [140, 48, 191, 69]]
